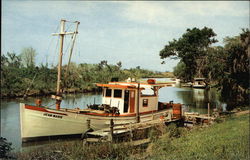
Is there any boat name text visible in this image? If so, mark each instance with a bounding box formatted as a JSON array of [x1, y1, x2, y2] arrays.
[[43, 113, 63, 119]]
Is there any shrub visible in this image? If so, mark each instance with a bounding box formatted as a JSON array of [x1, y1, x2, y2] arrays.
[[166, 123, 182, 138], [0, 137, 14, 159]]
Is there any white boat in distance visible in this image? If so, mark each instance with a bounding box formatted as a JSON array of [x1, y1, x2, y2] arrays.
[[20, 20, 182, 142], [192, 78, 207, 89]]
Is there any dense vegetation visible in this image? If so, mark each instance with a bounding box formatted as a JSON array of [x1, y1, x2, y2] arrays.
[[160, 28, 249, 108], [8, 112, 249, 159], [0, 50, 168, 98]]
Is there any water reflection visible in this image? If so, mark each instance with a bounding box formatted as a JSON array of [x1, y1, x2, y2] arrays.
[[158, 86, 221, 114], [193, 89, 205, 102]]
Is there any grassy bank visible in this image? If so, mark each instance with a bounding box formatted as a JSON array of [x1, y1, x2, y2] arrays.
[[148, 113, 249, 160], [10, 112, 249, 159]]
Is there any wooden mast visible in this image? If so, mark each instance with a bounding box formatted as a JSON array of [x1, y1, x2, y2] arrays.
[[52, 19, 80, 110], [57, 20, 65, 94], [55, 19, 65, 110]]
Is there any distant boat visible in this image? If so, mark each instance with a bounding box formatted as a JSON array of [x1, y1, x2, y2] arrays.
[[19, 20, 183, 142], [192, 78, 207, 89], [181, 82, 193, 87]]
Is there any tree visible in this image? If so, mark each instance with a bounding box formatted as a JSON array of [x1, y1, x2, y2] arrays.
[[20, 47, 37, 68], [220, 29, 249, 107], [159, 27, 217, 81], [116, 61, 122, 69], [2, 52, 22, 68], [201, 46, 227, 82], [1, 52, 24, 96], [173, 61, 186, 80]]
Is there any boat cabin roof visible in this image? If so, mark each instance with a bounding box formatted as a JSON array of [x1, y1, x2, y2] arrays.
[[96, 81, 166, 90]]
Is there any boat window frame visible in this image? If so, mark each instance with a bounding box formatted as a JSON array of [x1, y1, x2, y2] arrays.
[[143, 99, 148, 107], [105, 88, 112, 97], [114, 89, 122, 98]]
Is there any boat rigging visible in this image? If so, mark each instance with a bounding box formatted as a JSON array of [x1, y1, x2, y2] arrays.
[[51, 19, 80, 110]]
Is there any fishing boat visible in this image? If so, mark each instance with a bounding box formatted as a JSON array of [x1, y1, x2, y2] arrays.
[[192, 78, 207, 89], [20, 20, 183, 142]]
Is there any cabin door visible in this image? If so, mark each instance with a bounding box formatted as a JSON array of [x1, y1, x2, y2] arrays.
[[124, 90, 129, 113], [129, 90, 135, 113]]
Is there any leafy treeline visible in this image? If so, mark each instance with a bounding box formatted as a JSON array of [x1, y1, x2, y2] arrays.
[[160, 27, 249, 107], [0, 50, 166, 98]]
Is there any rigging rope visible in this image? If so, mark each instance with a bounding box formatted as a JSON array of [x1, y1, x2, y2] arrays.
[[51, 36, 60, 67], [61, 35, 76, 91], [43, 24, 60, 65], [65, 22, 74, 33], [23, 72, 38, 99], [63, 36, 74, 59]]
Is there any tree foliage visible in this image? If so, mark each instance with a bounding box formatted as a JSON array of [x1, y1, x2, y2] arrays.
[[160, 27, 217, 81], [161, 28, 249, 107], [1, 50, 165, 98], [220, 29, 249, 107], [173, 61, 186, 79], [19, 47, 37, 68]]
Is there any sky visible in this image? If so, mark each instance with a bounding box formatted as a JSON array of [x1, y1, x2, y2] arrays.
[[2, 1, 249, 72]]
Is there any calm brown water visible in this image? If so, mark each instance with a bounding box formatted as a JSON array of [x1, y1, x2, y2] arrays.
[[0, 78, 223, 152]]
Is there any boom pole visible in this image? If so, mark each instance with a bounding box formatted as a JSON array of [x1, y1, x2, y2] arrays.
[[64, 21, 80, 87]]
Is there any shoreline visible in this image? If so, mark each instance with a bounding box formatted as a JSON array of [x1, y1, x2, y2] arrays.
[[0, 87, 102, 99], [0, 77, 175, 99]]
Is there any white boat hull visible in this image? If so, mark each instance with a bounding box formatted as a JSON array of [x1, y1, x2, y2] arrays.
[[20, 103, 173, 142]]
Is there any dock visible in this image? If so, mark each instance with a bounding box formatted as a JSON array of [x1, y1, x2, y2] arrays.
[[82, 109, 217, 145], [83, 118, 181, 144], [184, 112, 215, 125]]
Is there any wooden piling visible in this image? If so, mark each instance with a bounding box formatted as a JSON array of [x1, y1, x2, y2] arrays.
[[208, 103, 210, 117], [87, 119, 91, 130], [129, 122, 133, 142], [110, 119, 114, 142]]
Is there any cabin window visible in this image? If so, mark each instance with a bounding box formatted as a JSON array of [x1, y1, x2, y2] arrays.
[[106, 89, 112, 97], [114, 89, 122, 98], [143, 99, 148, 107], [141, 87, 156, 96]]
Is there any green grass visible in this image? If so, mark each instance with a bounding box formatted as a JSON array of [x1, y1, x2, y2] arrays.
[[15, 114, 249, 160], [16, 141, 143, 160], [148, 114, 250, 160]]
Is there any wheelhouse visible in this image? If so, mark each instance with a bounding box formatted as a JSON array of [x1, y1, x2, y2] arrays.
[[96, 82, 165, 114]]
